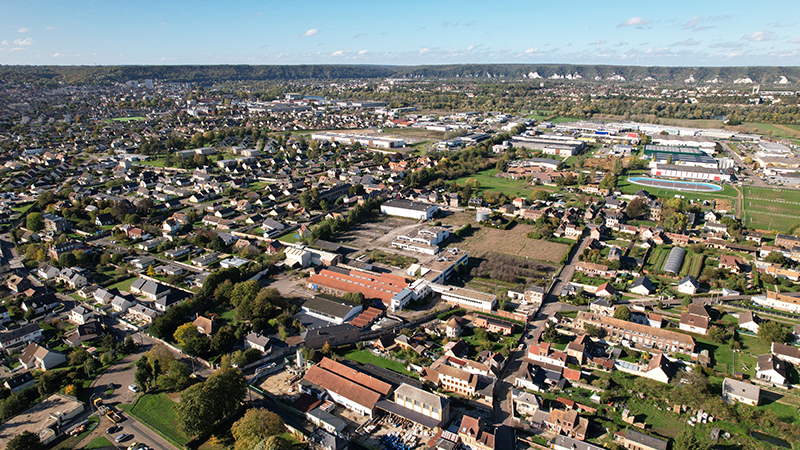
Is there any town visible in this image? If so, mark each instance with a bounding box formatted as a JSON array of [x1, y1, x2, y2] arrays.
[[0, 70, 799, 450]]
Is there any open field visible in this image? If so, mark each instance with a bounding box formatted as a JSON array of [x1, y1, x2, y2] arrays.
[[122, 392, 190, 446], [743, 186, 800, 232], [439, 212, 567, 264], [339, 349, 415, 377], [380, 127, 445, 142], [106, 116, 147, 122], [737, 122, 800, 140], [454, 169, 558, 199], [109, 276, 137, 293], [136, 157, 168, 167]]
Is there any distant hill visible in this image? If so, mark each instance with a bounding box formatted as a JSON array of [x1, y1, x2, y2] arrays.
[[1, 64, 799, 86]]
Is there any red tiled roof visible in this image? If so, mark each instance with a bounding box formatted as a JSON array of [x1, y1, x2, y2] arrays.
[[303, 365, 381, 410], [308, 269, 408, 304], [317, 357, 391, 396]]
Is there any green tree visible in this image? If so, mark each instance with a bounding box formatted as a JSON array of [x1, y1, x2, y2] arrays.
[[159, 360, 192, 391], [135, 356, 154, 391], [625, 197, 645, 219], [614, 305, 631, 321], [176, 366, 247, 436], [664, 212, 688, 232], [231, 408, 286, 450], [765, 251, 786, 265], [174, 323, 199, 346], [707, 326, 727, 344], [26, 212, 44, 232], [6, 431, 43, 450], [183, 335, 211, 357], [758, 320, 787, 345], [58, 251, 77, 268], [674, 429, 710, 450], [612, 157, 624, 176]]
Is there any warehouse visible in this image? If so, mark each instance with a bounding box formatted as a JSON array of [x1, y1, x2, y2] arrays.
[[650, 153, 718, 169], [381, 199, 438, 220], [643, 145, 704, 157], [650, 164, 731, 182], [652, 134, 717, 149]]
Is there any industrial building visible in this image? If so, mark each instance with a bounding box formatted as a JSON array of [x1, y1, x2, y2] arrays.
[[650, 164, 731, 182], [381, 199, 438, 220], [310, 132, 405, 149]]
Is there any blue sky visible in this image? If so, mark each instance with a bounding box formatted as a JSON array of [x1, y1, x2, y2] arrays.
[[2, 0, 800, 66]]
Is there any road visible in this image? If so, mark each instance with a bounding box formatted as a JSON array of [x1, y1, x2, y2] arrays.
[[548, 234, 590, 305], [723, 141, 767, 187], [87, 235, 204, 275]]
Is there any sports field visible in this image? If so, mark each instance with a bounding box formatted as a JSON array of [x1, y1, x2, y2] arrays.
[[619, 176, 738, 201], [742, 186, 800, 232]]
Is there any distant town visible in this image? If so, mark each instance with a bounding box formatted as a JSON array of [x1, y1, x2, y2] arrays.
[[0, 72, 799, 450]]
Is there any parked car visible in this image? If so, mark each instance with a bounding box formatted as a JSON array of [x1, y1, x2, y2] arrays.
[[106, 425, 121, 434], [115, 433, 132, 443], [128, 384, 140, 393]]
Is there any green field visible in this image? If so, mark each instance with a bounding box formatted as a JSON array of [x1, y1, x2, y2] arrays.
[[340, 349, 415, 377], [107, 116, 147, 122], [454, 168, 557, 199], [122, 393, 190, 445], [276, 231, 302, 243], [136, 157, 168, 167], [85, 436, 113, 449], [739, 122, 800, 141], [743, 186, 800, 232], [109, 277, 138, 293]]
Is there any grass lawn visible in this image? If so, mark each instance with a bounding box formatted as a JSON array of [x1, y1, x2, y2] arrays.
[[109, 116, 147, 122], [85, 436, 113, 449], [121, 392, 190, 446], [11, 202, 34, 214], [341, 349, 415, 377], [136, 157, 168, 168], [365, 249, 417, 268], [277, 231, 302, 243], [109, 277, 138, 293], [743, 185, 800, 232], [739, 122, 800, 140], [759, 398, 800, 425], [453, 168, 543, 199]]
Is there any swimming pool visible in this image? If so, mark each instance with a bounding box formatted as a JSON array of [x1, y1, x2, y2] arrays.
[[628, 177, 723, 192]]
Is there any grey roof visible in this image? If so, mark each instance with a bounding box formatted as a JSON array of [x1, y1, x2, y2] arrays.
[[624, 429, 669, 450], [631, 276, 654, 292], [245, 332, 270, 348], [0, 324, 42, 345], [663, 247, 685, 274], [552, 435, 604, 450], [722, 377, 760, 401], [679, 275, 699, 288], [300, 323, 359, 341], [383, 198, 436, 212], [394, 383, 449, 412], [757, 354, 787, 376], [302, 295, 360, 320]]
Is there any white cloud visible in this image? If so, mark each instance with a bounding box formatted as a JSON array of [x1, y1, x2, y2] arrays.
[[300, 28, 318, 37], [330, 50, 344, 56], [51, 53, 63, 57], [13, 38, 34, 46], [789, 37, 800, 43], [615, 41, 628, 47], [45, 26, 54, 30], [673, 38, 701, 46], [618, 17, 649, 27], [709, 41, 744, 49], [161, 22, 167, 26], [589, 40, 607, 45], [358, 49, 368, 55], [9, 47, 24, 52], [1, 40, 8, 45], [524, 48, 538, 54], [467, 45, 475, 51], [419, 48, 430, 54], [683, 15, 701, 30], [742, 30, 776, 41], [17, 27, 29, 33]]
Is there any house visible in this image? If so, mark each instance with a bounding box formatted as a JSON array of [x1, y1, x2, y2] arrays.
[[64, 320, 103, 346], [95, 213, 115, 226], [131, 256, 157, 269], [300, 357, 391, 417], [192, 315, 216, 336], [679, 313, 709, 335], [244, 332, 271, 353], [301, 295, 363, 325], [772, 342, 800, 366], [473, 315, 515, 335], [4, 372, 35, 393], [594, 282, 617, 298], [640, 353, 679, 384], [630, 276, 654, 296], [68, 305, 94, 325], [165, 245, 193, 259], [37, 264, 61, 281], [110, 296, 134, 313], [457, 415, 495, 450], [719, 254, 744, 274], [737, 312, 760, 333], [130, 278, 171, 300], [445, 317, 463, 339], [589, 299, 615, 316], [19, 343, 66, 370], [546, 408, 589, 441], [722, 378, 760, 406], [677, 275, 699, 295], [6, 275, 29, 294], [756, 354, 788, 386], [575, 261, 614, 277], [552, 436, 605, 450], [127, 303, 160, 324], [615, 429, 668, 450], [576, 312, 695, 355], [21, 293, 61, 315], [387, 383, 451, 429]]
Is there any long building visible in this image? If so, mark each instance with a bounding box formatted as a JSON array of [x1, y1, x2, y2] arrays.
[[300, 357, 392, 417], [752, 290, 800, 313], [381, 199, 438, 220], [307, 267, 410, 307], [430, 284, 497, 312], [576, 311, 695, 355], [650, 163, 731, 182], [310, 132, 405, 149]]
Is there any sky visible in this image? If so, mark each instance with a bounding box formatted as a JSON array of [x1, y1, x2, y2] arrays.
[[2, 0, 800, 67]]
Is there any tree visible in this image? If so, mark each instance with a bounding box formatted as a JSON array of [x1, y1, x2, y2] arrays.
[[177, 366, 247, 436], [183, 335, 211, 357], [159, 360, 192, 391], [664, 212, 688, 232], [758, 320, 788, 345], [625, 197, 645, 219], [174, 323, 199, 346], [263, 436, 293, 450], [599, 172, 617, 190], [26, 212, 44, 232], [707, 326, 727, 344], [613, 306, 631, 321], [583, 323, 600, 337], [135, 356, 154, 392], [674, 429, 710, 450], [765, 251, 786, 265], [231, 408, 286, 450], [64, 384, 78, 396], [6, 431, 43, 450], [58, 251, 77, 268], [541, 323, 559, 343], [612, 157, 624, 176]]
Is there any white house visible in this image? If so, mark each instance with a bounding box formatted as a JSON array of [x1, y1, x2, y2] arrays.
[[244, 332, 271, 353], [679, 313, 708, 335], [737, 312, 760, 334], [677, 275, 699, 295], [756, 353, 788, 386], [19, 343, 66, 370], [380, 199, 438, 220], [722, 378, 760, 406], [69, 305, 94, 325]]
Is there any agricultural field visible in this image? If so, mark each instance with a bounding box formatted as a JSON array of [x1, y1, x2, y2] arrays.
[[380, 127, 445, 142], [742, 186, 800, 233], [645, 247, 669, 271], [440, 212, 568, 264], [680, 253, 705, 279]]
